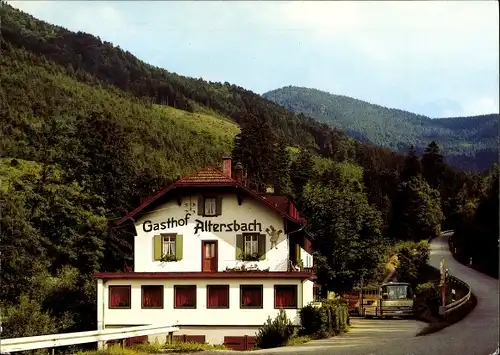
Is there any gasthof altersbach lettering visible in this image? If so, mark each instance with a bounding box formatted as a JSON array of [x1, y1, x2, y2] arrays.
[[142, 213, 263, 234]]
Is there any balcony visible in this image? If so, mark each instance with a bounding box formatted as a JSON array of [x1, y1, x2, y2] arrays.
[[287, 260, 315, 274]]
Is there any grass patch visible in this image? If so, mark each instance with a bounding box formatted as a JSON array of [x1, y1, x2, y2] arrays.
[[76, 345, 148, 355], [76, 341, 229, 355], [164, 341, 229, 353], [131, 343, 165, 353], [154, 104, 240, 143], [416, 293, 477, 336], [285, 335, 312, 346]]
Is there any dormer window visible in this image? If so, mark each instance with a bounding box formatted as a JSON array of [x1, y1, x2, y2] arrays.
[[198, 196, 222, 217], [204, 197, 217, 216]]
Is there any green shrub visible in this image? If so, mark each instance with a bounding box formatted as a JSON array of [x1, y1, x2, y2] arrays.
[[299, 299, 349, 339], [298, 304, 324, 336], [416, 281, 435, 294], [255, 309, 295, 349], [414, 281, 440, 317], [321, 299, 349, 335]]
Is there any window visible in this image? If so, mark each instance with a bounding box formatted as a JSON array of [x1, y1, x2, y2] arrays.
[[207, 285, 229, 309], [163, 235, 176, 256], [198, 196, 222, 216], [109, 286, 131, 309], [244, 234, 259, 255], [274, 285, 298, 309], [240, 285, 263, 309], [141, 285, 164, 309], [154, 234, 183, 261], [204, 197, 217, 216], [236, 234, 265, 260], [174, 285, 197, 309]]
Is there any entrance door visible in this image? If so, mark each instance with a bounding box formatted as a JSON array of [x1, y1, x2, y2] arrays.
[[202, 240, 218, 272]]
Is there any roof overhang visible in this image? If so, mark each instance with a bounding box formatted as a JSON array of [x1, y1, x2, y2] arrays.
[[95, 271, 314, 281]]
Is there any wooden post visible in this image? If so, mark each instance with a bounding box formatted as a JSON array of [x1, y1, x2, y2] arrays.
[[121, 339, 126, 349], [441, 283, 446, 308], [439, 258, 446, 316]]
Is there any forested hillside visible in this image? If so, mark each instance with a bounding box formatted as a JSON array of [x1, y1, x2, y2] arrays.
[[0, 2, 350, 152], [1, 2, 497, 347], [263, 86, 499, 172]]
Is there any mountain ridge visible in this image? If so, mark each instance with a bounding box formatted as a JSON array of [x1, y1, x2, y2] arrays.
[[262, 86, 498, 172]]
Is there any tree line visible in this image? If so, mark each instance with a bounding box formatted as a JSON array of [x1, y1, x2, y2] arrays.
[[263, 86, 499, 172], [233, 116, 499, 293]]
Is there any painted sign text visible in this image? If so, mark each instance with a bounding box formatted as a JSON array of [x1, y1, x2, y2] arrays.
[[142, 213, 263, 234]]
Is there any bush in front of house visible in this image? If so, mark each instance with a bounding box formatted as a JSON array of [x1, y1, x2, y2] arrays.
[[255, 309, 295, 349], [299, 299, 349, 339], [298, 304, 325, 336], [321, 298, 349, 335]]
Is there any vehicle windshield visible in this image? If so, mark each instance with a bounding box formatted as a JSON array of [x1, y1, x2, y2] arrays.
[[381, 284, 413, 299]]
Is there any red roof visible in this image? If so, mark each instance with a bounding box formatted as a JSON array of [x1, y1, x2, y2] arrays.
[[115, 165, 303, 226], [261, 195, 289, 212], [176, 166, 234, 185]]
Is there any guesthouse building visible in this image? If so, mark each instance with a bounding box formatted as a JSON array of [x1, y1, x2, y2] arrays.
[[95, 157, 316, 349]]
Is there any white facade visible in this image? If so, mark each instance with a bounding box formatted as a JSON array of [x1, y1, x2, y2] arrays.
[[98, 278, 314, 345], [133, 193, 309, 272], [97, 183, 315, 347], [99, 278, 314, 326]]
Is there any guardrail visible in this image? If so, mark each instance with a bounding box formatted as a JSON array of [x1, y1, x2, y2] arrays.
[[0, 324, 179, 353], [443, 274, 472, 314]]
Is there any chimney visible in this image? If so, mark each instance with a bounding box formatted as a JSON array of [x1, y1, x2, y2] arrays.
[[222, 156, 232, 178], [234, 161, 244, 183]]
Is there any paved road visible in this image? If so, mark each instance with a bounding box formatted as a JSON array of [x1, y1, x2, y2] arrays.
[[202, 232, 499, 355]]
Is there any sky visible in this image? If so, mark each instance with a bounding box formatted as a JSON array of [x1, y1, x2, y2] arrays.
[[7, 0, 500, 118]]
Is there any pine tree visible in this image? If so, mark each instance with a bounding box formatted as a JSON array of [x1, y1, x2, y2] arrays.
[[390, 176, 444, 241], [290, 148, 315, 201], [401, 145, 422, 182], [270, 139, 292, 196], [421, 141, 445, 190], [232, 114, 278, 187]]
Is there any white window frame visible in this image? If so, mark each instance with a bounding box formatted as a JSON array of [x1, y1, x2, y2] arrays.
[[163, 235, 176, 256], [204, 197, 217, 216], [244, 234, 259, 255]]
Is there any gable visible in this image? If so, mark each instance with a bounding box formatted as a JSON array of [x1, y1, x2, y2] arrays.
[[116, 167, 302, 227], [135, 191, 287, 234]]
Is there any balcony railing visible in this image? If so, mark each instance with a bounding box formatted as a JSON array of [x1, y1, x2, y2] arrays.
[[288, 261, 315, 273]]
